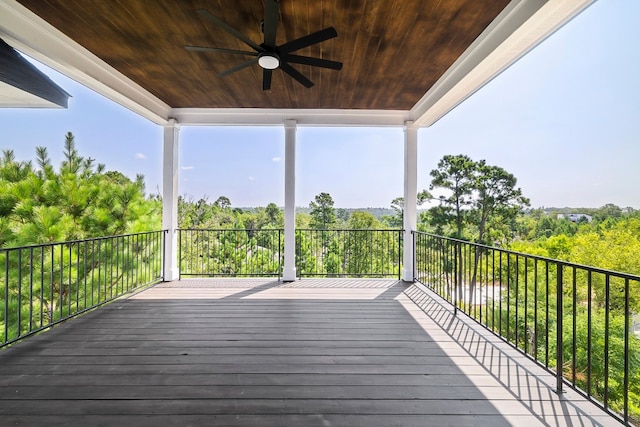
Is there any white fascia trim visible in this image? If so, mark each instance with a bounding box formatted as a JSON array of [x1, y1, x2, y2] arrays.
[[0, 0, 171, 125], [171, 108, 411, 127], [411, 0, 596, 127], [0, 80, 65, 108]]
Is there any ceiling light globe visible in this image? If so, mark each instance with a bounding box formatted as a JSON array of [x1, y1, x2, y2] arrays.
[[258, 54, 280, 70]]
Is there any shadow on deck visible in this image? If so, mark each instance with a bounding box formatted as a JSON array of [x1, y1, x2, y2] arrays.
[[0, 278, 618, 426]]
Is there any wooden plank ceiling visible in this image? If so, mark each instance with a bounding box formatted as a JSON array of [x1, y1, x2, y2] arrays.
[[16, 0, 510, 110]]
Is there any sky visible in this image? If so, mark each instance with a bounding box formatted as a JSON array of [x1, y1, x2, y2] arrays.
[[2, 0, 639, 209]]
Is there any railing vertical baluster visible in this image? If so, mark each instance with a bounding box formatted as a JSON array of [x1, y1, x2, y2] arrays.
[[17, 249, 22, 338], [587, 270, 592, 398], [454, 241, 459, 316], [123, 235, 127, 292], [115, 237, 120, 296], [75, 242, 80, 312], [97, 240, 102, 303], [499, 250, 503, 337], [50, 245, 54, 322], [29, 247, 34, 333], [524, 256, 528, 354], [68, 243, 72, 316], [59, 243, 63, 321], [556, 262, 564, 394], [492, 249, 496, 331], [507, 253, 511, 342], [572, 266, 577, 387], [83, 241, 87, 310], [534, 259, 538, 359], [109, 238, 114, 299], [515, 255, 519, 349], [604, 274, 610, 409], [4, 251, 9, 342], [624, 277, 630, 424], [40, 247, 44, 329], [91, 240, 96, 306], [545, 261, 550, 368]]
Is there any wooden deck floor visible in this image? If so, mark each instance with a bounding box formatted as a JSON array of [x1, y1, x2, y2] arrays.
[[0, 279, 619, 426]]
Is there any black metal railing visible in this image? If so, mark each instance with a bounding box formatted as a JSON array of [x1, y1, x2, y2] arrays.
[[178, 228, 403, 279], [178, 229, 283, 278], [413, 231, 640, 425], [296, 229, 402, 278], [0, 230, 166, 348]]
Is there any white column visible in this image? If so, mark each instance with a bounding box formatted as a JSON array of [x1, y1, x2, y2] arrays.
[[162, 118, 180, 281], [282, 120, 297, 282], [402, 121, 418, 282]]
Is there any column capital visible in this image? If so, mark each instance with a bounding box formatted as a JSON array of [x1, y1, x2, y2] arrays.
[[403, 120, 417, 131], [164, 118, 180, 128], [284, 119, 297, 129]]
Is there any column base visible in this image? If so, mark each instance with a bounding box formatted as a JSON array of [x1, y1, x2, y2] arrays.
[[282, 268, 297, 282], [402, 268, 415, 283], [163, 268, 179, 282]]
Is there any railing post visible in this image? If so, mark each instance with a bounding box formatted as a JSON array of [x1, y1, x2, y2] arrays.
[[399, 230, 403, 280], [556, 262, 564, 394], [177, 229, 181, 280], [454, 241, 459, 317], [412, 231, 416, 282], [162, 229, 167, 281]]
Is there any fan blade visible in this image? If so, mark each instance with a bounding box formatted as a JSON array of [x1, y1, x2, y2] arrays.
[[218, 59, 257, 77], [185, 46, 258, 56], [263, 69, 273, 91], [279, 62, 314, 88], [278, 27, 338, 54], [263, 0, 280, 48], [282, 54, 342, 70], [196, 9, 263, 52]]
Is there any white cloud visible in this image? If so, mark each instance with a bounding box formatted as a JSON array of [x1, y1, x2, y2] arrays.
[[181, 166, 194, 171], [135, 152, 147, 160], [272, 157, 281, 162], [249, 176, 255, 181]]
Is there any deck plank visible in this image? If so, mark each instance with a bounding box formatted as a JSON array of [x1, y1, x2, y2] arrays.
[[0, 279, 619, 426]]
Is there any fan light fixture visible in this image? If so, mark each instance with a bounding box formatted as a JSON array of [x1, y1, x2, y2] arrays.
[[185, 3, 342, 90], [258, 53, 279, 70]]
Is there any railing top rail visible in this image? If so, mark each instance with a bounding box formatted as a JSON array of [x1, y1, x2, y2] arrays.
[[297, 228, 403, 232], [0, 229, 168, 253], [413, 230, 640, 281], [179, 228, 403, 232], [178, 228, 281, 232]]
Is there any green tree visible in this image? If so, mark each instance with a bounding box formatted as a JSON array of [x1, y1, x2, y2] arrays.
[[427, 154, 477, 239], [309, 192, 336, 229], [265, 202, 284, 227], [473, 162, 529, 246], [0, 134, 160, 247], [213, 196, 231, 209]]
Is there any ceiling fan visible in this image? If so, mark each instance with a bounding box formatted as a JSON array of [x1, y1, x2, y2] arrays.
[[185, 0, 342, 91]]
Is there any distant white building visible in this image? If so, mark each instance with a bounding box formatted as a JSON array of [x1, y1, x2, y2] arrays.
[[557, 213, 593, 223]]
